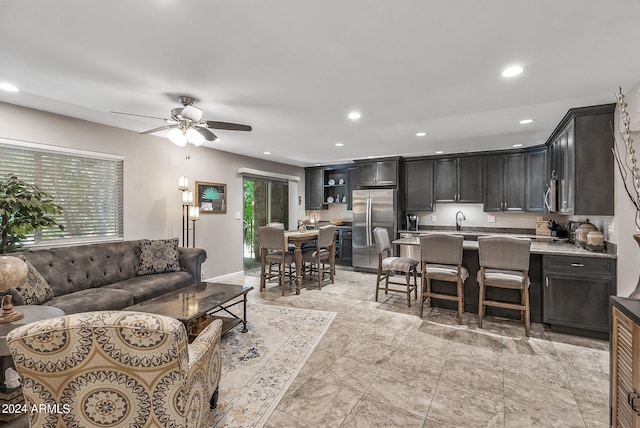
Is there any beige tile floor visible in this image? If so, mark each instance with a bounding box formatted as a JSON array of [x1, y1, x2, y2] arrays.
[[225, 267, 610, 428]]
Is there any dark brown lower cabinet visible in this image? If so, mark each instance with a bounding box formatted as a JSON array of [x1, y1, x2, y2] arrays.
[[543, 255, 616, 338]]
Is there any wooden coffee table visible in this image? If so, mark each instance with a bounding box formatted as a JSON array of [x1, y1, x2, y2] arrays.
[[125, 282, 253, 340]]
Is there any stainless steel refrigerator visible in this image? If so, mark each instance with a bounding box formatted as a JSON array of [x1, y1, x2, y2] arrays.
[[352, 189, 397, 270]]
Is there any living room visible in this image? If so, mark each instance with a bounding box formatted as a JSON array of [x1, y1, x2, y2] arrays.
[[2, 1, 640, 426]]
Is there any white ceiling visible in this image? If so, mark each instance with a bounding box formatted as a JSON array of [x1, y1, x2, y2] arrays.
[[1, 1, 639, 167]]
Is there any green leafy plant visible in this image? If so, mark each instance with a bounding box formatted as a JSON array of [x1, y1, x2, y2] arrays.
[[0, 174, 63, 253]]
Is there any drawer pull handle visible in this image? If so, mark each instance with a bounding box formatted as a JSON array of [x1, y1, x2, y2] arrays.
[[570, 263, 584, 267]]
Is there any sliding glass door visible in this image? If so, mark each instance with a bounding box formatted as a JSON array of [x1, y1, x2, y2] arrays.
[[243, 177, 289, 270]]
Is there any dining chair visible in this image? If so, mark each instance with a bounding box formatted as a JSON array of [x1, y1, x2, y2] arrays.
[[419, 233, 468, 323], [477, 236, 532, 336], [302, 224, 336, 288], [373, 227, 419, 307], [258, 225, 295, 295]]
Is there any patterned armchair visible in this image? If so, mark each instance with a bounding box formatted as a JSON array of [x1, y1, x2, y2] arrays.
[[6, 311, 222, 427]]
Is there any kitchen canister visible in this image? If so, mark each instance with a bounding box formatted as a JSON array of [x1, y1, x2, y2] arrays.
[[586, 231, 605, 252], [576, 219, 597, 249]]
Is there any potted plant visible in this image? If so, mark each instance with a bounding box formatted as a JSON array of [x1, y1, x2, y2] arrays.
[[0, 174, 63, 253]]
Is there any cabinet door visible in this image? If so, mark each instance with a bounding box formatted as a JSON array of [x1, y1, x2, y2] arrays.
[[458, 156, 483, 203], [305, 169, 325, 210], [357, 163, 376, 186], [611, 307, 640, 427], [347, 167, 357, 210], [483, 155, 504, 211], [434, 158, 457, 202], [525, 148, 547, 212], [404, 159, 434, 211], [543, 273, 613, 332], [503, 153, 525, 211], [564, 120, 575, 214], [376, 160, 397, 186]]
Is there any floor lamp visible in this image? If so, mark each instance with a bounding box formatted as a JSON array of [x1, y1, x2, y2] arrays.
[[179, 176, 193, 247], [188, 206, 200, 247]]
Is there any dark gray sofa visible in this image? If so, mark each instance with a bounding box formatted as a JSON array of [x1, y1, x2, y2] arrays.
[[8, 240, 206, 314]]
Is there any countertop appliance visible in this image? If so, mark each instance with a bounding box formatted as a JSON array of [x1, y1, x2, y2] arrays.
[[405, 213, 419, 231], [353, 189, 397, 270]]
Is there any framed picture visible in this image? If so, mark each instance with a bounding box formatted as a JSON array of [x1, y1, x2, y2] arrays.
[[195, 182, 227, 214]]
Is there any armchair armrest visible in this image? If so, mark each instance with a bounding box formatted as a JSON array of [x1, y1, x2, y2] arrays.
[[187, 319, 223, 409], [179, 247, 208, 282]]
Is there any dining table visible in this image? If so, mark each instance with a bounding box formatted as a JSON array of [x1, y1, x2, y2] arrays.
[[284, 229, 320, 294]]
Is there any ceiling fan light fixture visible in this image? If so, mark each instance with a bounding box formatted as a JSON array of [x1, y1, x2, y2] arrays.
[[168, 128, 187, 146], [181, 105, 203, 122], [186, 128, 206, 146]]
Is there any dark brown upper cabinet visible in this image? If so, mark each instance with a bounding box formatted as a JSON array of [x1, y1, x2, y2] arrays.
[[404, 159, 434, 211], [483, 153, 525, 212], [434, 156, 483, 203], [355, 157, 401, 187]]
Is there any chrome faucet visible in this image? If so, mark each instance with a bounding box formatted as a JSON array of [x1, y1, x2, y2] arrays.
[[455, 211, 466, 231]]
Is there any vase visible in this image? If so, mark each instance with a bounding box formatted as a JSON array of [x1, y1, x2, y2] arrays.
[[629, 235, 640, 299]]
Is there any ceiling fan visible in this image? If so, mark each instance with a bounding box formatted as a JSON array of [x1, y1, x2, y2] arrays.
[[111, 96, 252, 147]]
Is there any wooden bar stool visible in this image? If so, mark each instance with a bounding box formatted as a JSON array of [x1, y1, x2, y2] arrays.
[[302, 225, 336, 288], [258, 226, 295, 295], [477, 236, 532, 336], [373, 227, 418, 307], [419, 234, 468, 324]]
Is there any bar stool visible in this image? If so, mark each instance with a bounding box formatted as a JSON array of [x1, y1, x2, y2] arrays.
[[477, 236, 532, 336], [258, 225, 295, 295], [420, 234, 468, 323], [302, 225, 336, 288], [373, 227, 418, 307]]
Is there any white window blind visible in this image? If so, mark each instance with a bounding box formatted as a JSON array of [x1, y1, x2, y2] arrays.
[[0, 139, 124, 246]]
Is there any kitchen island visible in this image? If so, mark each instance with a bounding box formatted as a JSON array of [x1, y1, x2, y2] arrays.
[[395, 231, 616, 339]]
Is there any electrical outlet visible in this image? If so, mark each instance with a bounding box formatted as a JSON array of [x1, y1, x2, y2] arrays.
[[431, 214, 437, 222], [487, 215, 496, 223], [235, 212, 241, 220]]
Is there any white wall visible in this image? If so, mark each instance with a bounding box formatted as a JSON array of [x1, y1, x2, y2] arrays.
[[0, 102, 305, 278], [613, 81, 640, 297]]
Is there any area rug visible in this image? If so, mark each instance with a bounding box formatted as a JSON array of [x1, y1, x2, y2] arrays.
[[203, 303, 336, 427]]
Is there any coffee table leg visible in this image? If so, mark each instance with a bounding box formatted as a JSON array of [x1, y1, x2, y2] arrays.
[[242, 293, 248, 333]]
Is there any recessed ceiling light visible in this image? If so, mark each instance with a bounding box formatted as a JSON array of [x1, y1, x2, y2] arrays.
[[367, 155, 375, 159], [501, 65, 523, 77], [0, 82, 19, 92], [348, 111, 361, 120], [335, 143, 344, 147], [263, 151, 271, 155], [435, 150, 444, 154], [315, 163, 321, 166], [519, 119, 534, 125], [513, 144, 523, 148], [416, 132, 427, 137]]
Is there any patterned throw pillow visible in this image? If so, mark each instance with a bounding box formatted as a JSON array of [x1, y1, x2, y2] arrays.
[[137, 238, 181, 275], [15, 259, 55, 305]]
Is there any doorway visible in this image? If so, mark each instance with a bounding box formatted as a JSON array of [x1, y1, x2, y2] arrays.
[[243, 177, 289, 270]]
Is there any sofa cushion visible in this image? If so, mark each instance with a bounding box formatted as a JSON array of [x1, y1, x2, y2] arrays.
[[46, 288, 134, 315], [14, 259, 54, 305], [104, 271, 193, 304], [138, 238, 181, 275]]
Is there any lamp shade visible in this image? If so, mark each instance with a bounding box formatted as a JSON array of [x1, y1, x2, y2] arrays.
[[168, 128, 188, 147], [186, 128, 206, 147], [182, 190, 194, 205], [0, 256, 28, 291], [178, 176, 189, 191], [188, 206, 200, 221]]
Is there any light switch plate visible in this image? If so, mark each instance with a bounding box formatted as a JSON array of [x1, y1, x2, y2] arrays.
[[235, 212, 241, 220], [431, 214, 437, 222], [487, 215, 496, 223]]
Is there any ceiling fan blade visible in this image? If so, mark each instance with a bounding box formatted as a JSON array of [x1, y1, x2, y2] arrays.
[[206, 121, 252, 132], [111, 111, 167, 121], [140, 125, 173, 135], [196, 127, 218, 141]]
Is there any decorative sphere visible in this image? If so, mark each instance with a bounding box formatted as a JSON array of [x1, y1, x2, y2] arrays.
[[0, 256, 28, 291]]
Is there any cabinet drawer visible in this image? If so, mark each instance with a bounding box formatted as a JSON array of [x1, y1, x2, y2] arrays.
[[543, 255, 615, 277]]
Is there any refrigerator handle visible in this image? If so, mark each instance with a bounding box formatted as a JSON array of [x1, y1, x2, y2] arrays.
[[366, 197, 372, 246]]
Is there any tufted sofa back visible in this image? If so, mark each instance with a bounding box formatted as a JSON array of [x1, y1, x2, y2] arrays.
[[13, 240, 141, 297]]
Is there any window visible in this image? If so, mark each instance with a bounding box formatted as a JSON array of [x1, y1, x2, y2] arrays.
[[0, 138, 124, 246]]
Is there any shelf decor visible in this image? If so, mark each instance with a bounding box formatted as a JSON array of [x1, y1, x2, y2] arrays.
[[196, 182, 227, 214]]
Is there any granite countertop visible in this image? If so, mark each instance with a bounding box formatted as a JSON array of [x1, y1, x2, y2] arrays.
[[393, 231, 616, 259]]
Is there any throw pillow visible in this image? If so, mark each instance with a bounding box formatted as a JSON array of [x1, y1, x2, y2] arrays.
[[14, 259, 55, 305], [138, 238, 181, 275]]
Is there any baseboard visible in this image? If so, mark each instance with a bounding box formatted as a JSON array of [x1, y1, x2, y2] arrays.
[[206, 271, 245, 282]]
